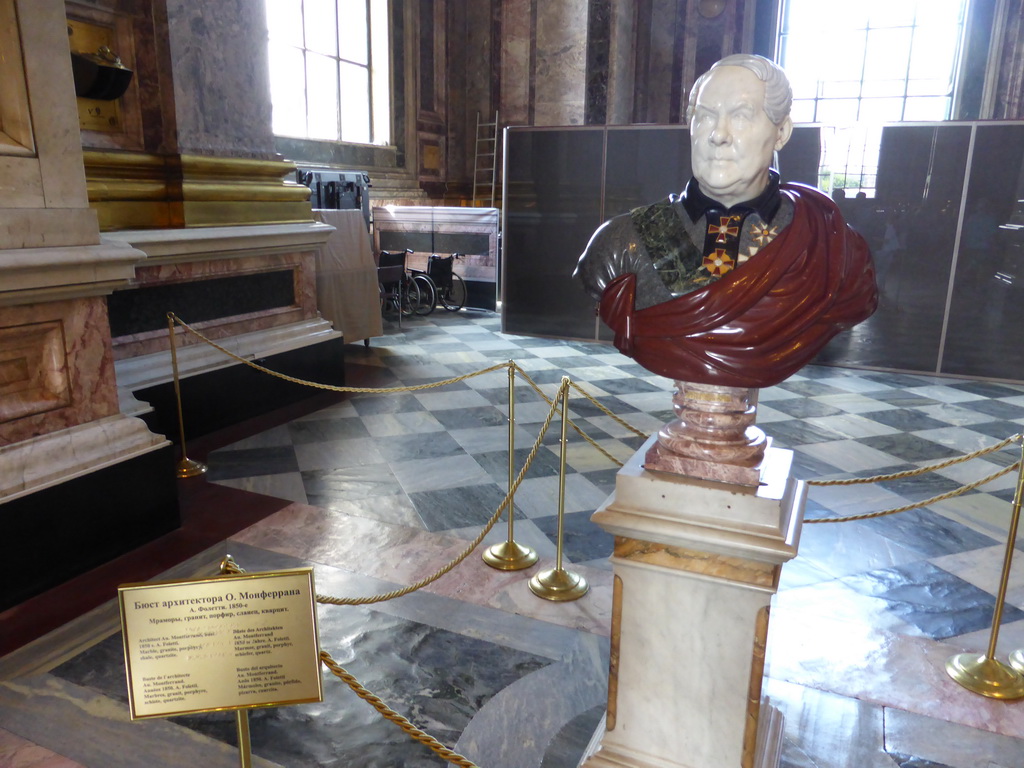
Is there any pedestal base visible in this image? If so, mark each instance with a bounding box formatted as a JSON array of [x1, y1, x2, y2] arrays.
[[582, 435, 804, 768], [579, 700, 784, 768], [644, 438, 770, 487]]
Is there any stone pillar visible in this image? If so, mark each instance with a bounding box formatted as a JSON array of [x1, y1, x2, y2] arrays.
[[1, 0, 176, 609], [581, 435, 805, 768]]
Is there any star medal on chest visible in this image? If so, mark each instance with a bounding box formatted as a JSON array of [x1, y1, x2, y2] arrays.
[[739, 221, 780, 265]]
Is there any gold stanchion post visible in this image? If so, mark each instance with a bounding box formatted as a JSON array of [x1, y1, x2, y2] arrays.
[[484, 361, 539, 570], [167, 313, 207, 479], [529, 377, 589, 602], [236, 709, 253, 768], [1004, 444, 1024, 677], [945, 439, 1024, 699]]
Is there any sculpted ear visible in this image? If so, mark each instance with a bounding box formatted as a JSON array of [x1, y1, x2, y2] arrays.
[[775, 116, 793, 151]]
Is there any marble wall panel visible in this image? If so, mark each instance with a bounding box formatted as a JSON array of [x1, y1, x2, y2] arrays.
[[110, 251, 318, 360], [164, 0, 275, 159], [995, 0, 1024, 119], [534, 0, 588, 126], [584, 0, 611, 124], [606, 0, 637, 125], [0, 322, 71, 423], [644, 0, 684, 125], [444, 0, 468, 182], [499, 0, 533, 126], [0, 297, 118, 446]]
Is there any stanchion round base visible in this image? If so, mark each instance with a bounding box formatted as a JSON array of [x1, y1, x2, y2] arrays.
[[483, 540, 539, 571], [176, 458, 208, 479], [1009, 648, 1024, 674], [945, 652, 1024, 699], [529, 567, 589, 602]]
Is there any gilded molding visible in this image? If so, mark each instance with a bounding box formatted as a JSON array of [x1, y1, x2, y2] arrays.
[[82, 151, 313, 229], [613, 536, 780, 588]]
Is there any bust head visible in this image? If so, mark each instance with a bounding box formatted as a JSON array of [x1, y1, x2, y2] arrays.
[[687, 54, 794, 208]]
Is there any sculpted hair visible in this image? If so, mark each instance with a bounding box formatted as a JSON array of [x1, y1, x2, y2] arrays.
[[686, 54, 793, 126]]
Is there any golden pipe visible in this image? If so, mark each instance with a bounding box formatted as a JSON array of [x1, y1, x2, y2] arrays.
[[555, 377, 569, 572], [508, 360, 516, 539], [529, 377, 588, 602], [483, 361, 538, 570], [1005, 450, 1024, 674], [167, 313, 208, 479], [945, 440, 1024, 698], [236, 710, 253, 768]]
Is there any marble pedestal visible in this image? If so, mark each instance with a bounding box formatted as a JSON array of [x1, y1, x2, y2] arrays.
[[646, 383, 766, 487], [581, 435, 805, 768]]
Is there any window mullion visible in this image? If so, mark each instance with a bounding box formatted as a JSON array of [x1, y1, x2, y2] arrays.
[[365, 0, 374, 143], [857, 24, 869, 124], [902, 14, 916, 121]]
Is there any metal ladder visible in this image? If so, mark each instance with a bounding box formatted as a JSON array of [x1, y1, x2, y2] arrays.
[[472, 110, 499, 207]]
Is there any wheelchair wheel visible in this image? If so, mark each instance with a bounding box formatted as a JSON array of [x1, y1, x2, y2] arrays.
[[439, 273, 467, 311], [400, 277, 421, 317], [411, 273, 436, 315]]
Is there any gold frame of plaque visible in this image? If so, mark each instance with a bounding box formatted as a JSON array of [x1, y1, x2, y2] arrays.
[[118, 567, 323, 721]]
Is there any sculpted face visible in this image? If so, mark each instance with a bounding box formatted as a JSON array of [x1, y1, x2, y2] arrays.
[[689, 66, 793, 208]]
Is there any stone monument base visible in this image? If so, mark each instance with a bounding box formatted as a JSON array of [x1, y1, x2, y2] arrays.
[[582, 435, 805, 768]]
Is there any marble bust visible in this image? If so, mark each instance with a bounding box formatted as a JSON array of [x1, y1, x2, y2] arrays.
[[574, 54, 877, 390], [574, 54, 877, 483]]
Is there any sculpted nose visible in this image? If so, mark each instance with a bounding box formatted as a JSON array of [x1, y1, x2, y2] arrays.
[[709, 118, 731, 145]]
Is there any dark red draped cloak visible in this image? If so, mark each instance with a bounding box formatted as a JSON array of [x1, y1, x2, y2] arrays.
[[598, 183, 878, 389]]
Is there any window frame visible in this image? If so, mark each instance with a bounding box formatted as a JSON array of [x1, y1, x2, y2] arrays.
[[776, 0, 971, 197], [778, 0, 970, 125], [265, 0, 391, 146]]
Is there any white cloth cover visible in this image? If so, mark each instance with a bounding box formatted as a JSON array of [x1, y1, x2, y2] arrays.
[[313, 209, 383, 344]]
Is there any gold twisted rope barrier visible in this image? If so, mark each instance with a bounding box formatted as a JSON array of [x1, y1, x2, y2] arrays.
[[177, 310, 1024, 531], [319, 651, 480, 767], [511, 364, 631, 468], [219, 560, 479, 765], [167, 312, 510, 394], [517, 363, 1022, 527], [314, 379, 564, 606], [804, 460, 1022, 523], [803, 433, 1024, 523], [566, 379, 649, 438], [806, 433, 1023, 486]]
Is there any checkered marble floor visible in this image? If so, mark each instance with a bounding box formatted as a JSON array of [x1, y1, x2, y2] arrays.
[[10, 309, 1024, 768], [195, 308, 1024, 767]]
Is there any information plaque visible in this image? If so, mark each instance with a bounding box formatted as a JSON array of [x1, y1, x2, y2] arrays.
[[118, 568, 322, 720]]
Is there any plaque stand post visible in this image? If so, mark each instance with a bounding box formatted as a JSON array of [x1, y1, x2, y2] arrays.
[[236, 710, 252, 768], [580, 435, 805, 768]]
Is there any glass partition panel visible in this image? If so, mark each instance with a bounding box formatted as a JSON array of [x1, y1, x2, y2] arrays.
[[604, 126, 691, 218], [943, 124, 1024, 380], [598, 127, 692, 340], [817, 123, 972, 372], [502, 128, 605, 339], [502, 122, 1024, 382]]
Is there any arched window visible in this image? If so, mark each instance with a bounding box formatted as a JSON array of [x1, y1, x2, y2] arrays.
[[265, 0, 390, 145]]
